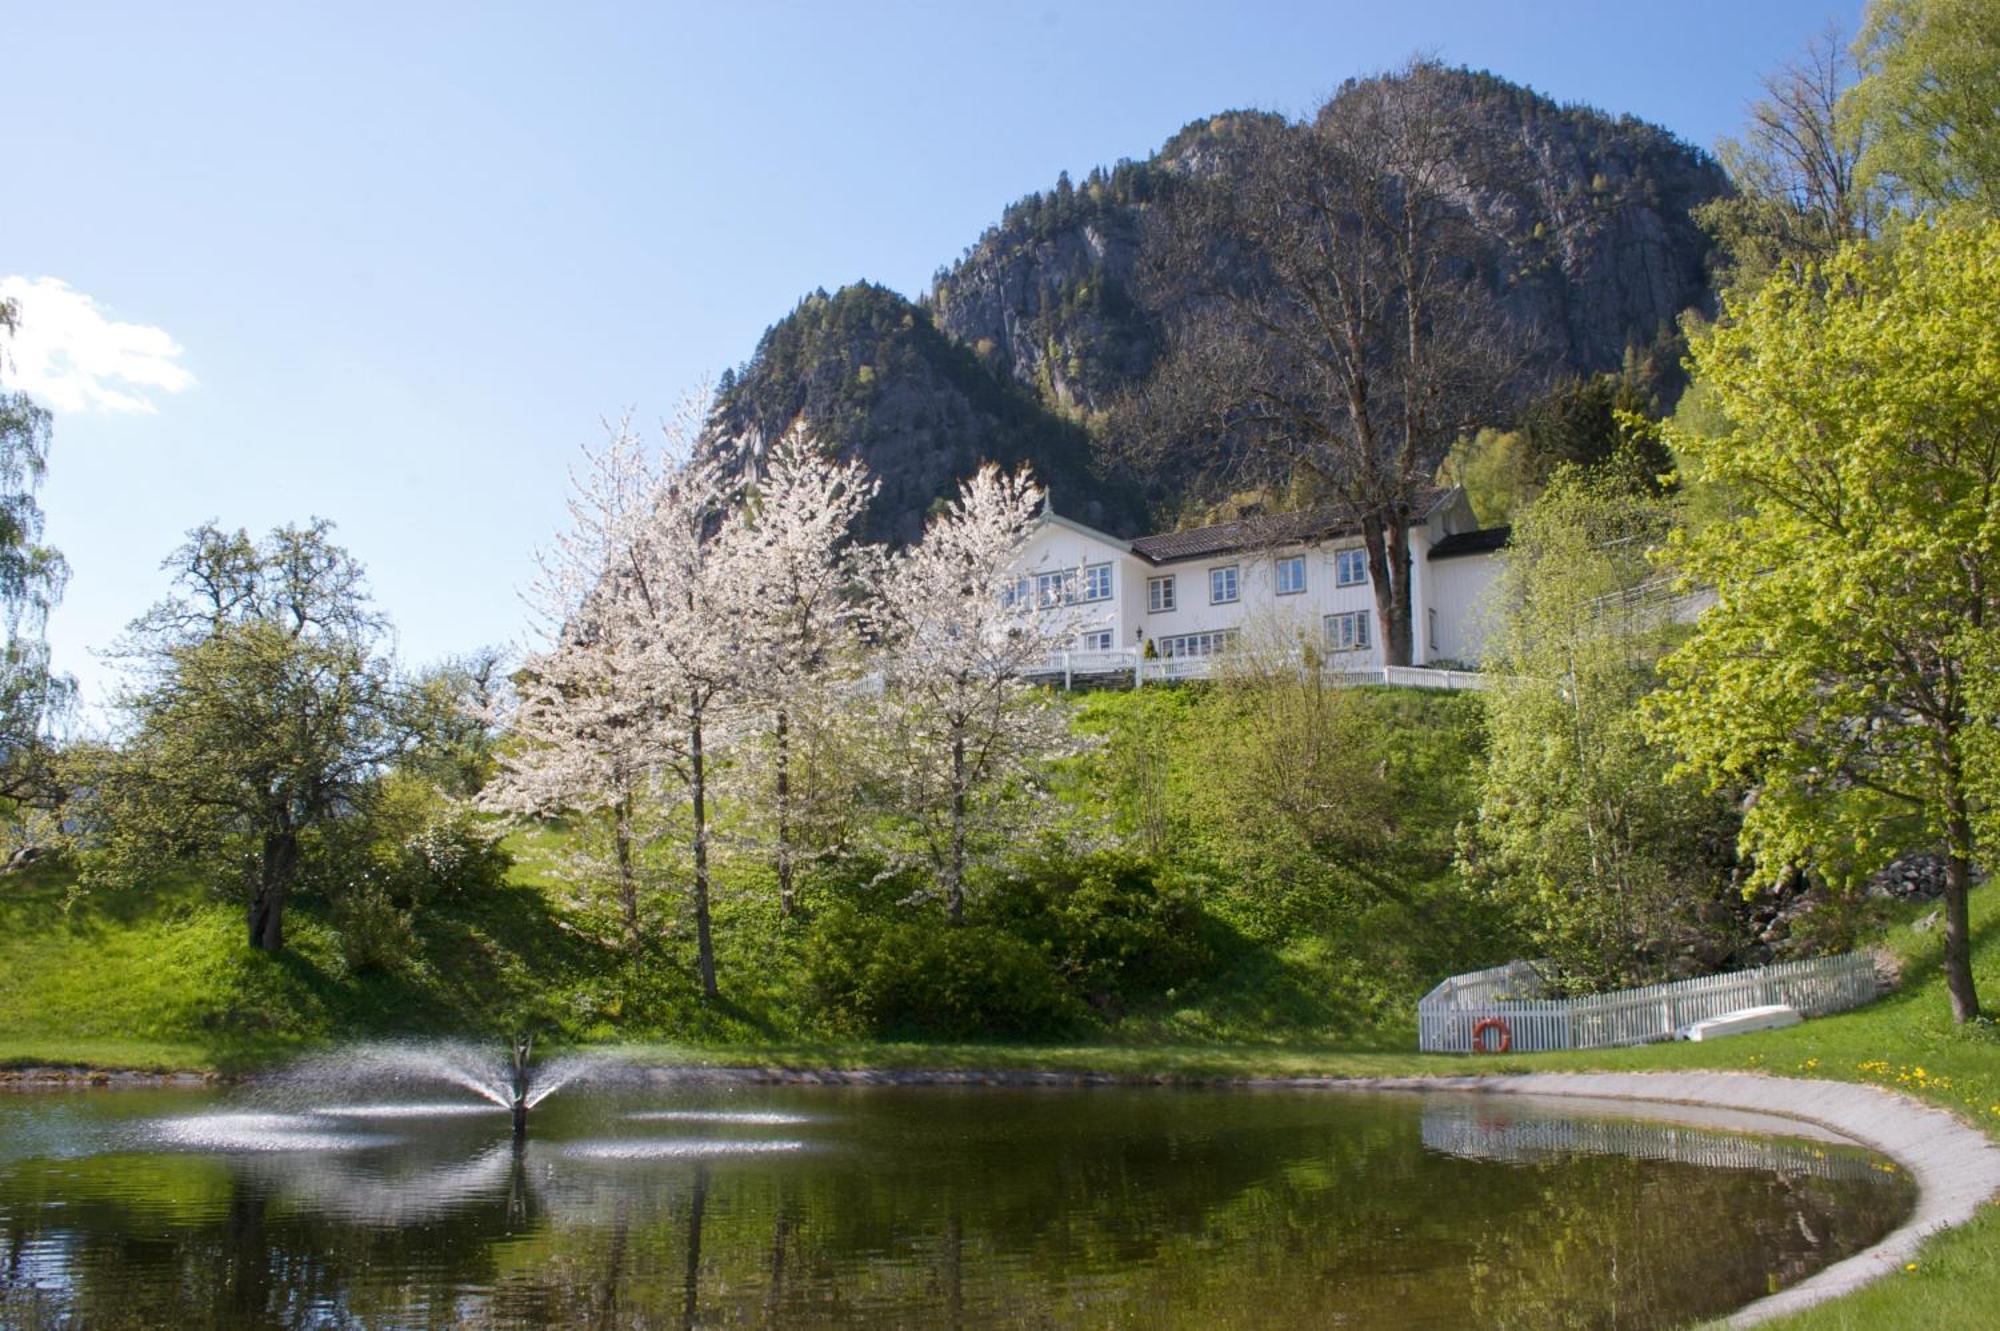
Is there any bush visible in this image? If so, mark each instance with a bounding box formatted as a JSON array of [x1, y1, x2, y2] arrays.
[[330, 883, 419, 975], [803, 905, 1083, 1039], [979, 848, 1213, 1013]]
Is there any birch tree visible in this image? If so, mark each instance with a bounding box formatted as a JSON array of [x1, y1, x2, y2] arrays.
[[872, 465, 1072, 923], [725, 424, 878, 918], [1469, 472, 1744, 988]]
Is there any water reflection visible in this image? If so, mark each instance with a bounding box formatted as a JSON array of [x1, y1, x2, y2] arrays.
[[0, 1084, 1914, 1329]]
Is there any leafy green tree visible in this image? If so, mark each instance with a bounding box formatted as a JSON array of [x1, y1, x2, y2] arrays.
[[399, 646, 505, 799], [0, 298, 73, 823], [1649, 220, 2000, 1022], [88, 521, 414, 951], [1465, 471, 1743, 989], [1847, 0, 2000, 217]]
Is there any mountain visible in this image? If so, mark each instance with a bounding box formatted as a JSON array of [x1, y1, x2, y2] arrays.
[[708, 284, 1142, 545], [714, 67, 1731, 540]]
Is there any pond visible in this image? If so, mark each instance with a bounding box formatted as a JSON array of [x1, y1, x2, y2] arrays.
[[0, 1069, 1913, 1329]]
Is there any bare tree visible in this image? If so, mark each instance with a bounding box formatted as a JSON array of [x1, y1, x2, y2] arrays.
[[1703, 26, 1878, 289], [1152, 60, 1531, 665]]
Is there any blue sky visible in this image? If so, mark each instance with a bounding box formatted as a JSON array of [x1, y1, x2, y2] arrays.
[[12, 0, 1858, 713]]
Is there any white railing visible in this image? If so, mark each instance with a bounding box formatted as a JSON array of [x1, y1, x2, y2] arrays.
[[1025, 648, 1492, 692], [1419, 1104, 1885, 1181], [1416, 952, 1879, 1053]]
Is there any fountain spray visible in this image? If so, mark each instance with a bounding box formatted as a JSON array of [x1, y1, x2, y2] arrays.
[[510, 1035, 533, 1140]]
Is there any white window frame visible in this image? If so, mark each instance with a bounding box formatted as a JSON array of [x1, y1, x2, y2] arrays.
[[1209, 565, 1239, 605], [1000, 575, 1030, 609], [1276, 555, 1307, 596], [1080, 629, 1114, 652], [1325, 610, 1372, 652], [1147, 575, 1176, 613], [1335, 549, 1369, 587], [1081, 562, 1113, 603], [1157, 629, 1237, 659]]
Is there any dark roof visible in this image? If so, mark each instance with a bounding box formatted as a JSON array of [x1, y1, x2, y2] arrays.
[[1130, 487, 1454, 565], [1429, 526, 1512, 560]]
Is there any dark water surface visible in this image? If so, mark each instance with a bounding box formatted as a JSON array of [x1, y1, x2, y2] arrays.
[[0, 1081, 1912, 1329]]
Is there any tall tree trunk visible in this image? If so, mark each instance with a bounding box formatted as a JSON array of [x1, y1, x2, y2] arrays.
[[1361, 514, 1416, 668], [690, 698, 719, 999], [948, 732, 967, 925], [1384, 510, 1415, 667], [248, 828, 297, 952], [775, 706, 795, 919], [614, 791, 639, 951], [1943, 792, 1982, 1023]]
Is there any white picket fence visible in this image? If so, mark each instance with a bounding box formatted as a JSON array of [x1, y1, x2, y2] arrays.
[[1417, 952, 1879, 1053]]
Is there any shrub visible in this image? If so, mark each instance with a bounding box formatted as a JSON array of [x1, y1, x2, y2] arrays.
[[330, 883, 419, 975], [979, 848, 1213, 1012], [803, 905, 1082, 1039]]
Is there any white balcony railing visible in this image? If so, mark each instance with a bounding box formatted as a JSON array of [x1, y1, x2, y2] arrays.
[[1025, 648, 1493, 692]]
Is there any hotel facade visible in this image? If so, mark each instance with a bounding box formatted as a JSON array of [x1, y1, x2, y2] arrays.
[[1006, 488, 1509, 681]]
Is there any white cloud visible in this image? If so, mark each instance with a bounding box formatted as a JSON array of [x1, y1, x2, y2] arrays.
[[0, 275, 195, 414]]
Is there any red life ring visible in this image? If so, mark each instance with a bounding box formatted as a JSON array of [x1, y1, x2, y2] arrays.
[[1471, 1016, 1513, 1054]]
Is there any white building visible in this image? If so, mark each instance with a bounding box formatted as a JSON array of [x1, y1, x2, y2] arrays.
[[1007, 488, 1508, 685]]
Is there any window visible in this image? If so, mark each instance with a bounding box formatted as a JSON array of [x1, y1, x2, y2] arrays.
[[1000, 575, 1030, 609], [1209, 565, 1239, 604], [1276, 555, 1306, 595], [1336, 549, 1369, 587], [1080, 629, 1114, 652], [1157, 630, 1237, 659], [1428, 606, 1438, 653], [1325, 610, 1372, 652], [1147, 575, 1176, 613], [1031, 563, 1112, 608]]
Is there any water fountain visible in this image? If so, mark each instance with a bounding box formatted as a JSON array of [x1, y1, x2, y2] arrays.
[[510, 1034, 532, 1140]]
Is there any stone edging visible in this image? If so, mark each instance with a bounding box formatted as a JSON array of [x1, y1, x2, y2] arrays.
[[1312, 1071, 2000, 1328]]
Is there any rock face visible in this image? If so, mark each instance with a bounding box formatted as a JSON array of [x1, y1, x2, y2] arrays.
[[933, 72, 1726, 418], [713, 68, 1729, 542], [708, 284, 1142, 545]]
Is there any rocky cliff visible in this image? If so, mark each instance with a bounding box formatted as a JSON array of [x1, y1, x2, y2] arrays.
[[708, 284, 1142, 544]]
